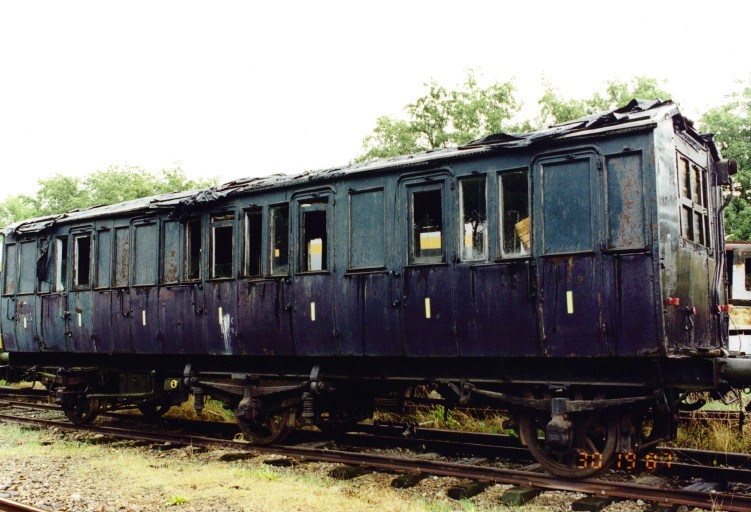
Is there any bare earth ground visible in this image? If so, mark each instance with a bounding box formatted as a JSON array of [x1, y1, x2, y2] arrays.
[[0, 424, 707, 512]]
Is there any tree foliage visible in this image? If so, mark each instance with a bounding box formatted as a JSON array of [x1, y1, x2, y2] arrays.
[[537, 76, 672, 125], [701, 82, 751, 240], [0, 164, 217, 226], [357, 71, 529, 161]]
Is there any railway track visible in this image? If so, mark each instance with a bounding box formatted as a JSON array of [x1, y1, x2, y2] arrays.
[[1, 400, 751, 511]]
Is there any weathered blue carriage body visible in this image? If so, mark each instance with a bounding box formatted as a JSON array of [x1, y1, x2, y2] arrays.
[[0, 100, 746, 476]]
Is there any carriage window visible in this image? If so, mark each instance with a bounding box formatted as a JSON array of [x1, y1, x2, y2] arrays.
[[161, 221, 180, 284], [133, 223, 157, 285], [96, 229, 112, 288], [411, 189, 443, 264], [244, 208, 262, 277], [3, 244, 16, 295], [677, 154, 710, 248], [185, 218, 202, 281], [270, 205, 289, 275], [745, 259, 751, 291], [114, 227, 129, 287], [500, 170, 530, 257], [19, 241, 36, 294], [73, 235, 91, 289], [211, 213, 234, 279], [460, 177, 487, 261], [350, 189, 385, 269], [54, 237, 68, 292], [300, 200, 327, 272]]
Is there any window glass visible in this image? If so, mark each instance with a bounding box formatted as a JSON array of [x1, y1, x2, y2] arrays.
[[185, 218, 202, 281], [244, 208, 262, 277], [270, 205, 289, 275], [301, 200, 327, 272], [500, 170, 530, 256], [73, 235, 91, 288], [114, 227, 129, 287], [542, 159, 592, 254], [96, 229, 112, 288], [746, 258, 751, 291], [350, 190, 385, 269], [677, 153, 710, 248], [460, 177, 487, 261], [161, 221, 180, 284], [133, 223, 157, 285], [211, 213, 234, 279], [3, 244, 16, 295], [19, 241, 36, 294], [411, 189, 443, 264], [54, 238, 68, 291]]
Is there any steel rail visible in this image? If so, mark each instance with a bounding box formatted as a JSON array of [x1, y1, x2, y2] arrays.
[[2, 412, 751, 511], [0, 497, 51, 512]]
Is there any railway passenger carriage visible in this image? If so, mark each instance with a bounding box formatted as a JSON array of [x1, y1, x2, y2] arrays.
[[2, 99, 749, 477]]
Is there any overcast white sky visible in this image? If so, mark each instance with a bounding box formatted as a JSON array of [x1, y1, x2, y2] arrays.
[[0, 0, 748, 201]]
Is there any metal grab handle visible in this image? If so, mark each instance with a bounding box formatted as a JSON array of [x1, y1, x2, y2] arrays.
[[118, 289, 131, 317], [192, 284, 203, 315]]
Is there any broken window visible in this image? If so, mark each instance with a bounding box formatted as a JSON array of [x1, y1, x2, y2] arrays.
[[270, 205, 289, 275], [73, 235, 91, 289], [211, 213, 234, 279], [300, 200, 327, 272], [677, 154, 710, 248], [411, 188, 444, 264], [244, 208, 262, 277], [460, 177, 487, 261], [185, 218, 202, 281], [500, 170, 530, 257], [54, 237, 68, 292]]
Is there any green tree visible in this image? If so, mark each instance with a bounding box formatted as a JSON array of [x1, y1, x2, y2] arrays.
[[701, 82, 751, 240], [538, 76, 672, 126], [357, 71, 527, 161], [0, 164, 217, 226]]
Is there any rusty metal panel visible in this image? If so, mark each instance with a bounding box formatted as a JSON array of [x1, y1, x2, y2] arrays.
[[454, 263, 539, 357], [158, 286, 205, 354], [293, 274, 337, 356], [540, 256, 604, 356], [68, 291, 94, 352], [18, 241, 36, 295], [236, 280, 294, 355], [13, 296, 37, 352], [603, 254, 658, 355], [130, 287, 160, 353], [606, 153, 646, 250], [204, 280, 238, 355], [92, 290, 115, 353], [3, 244, 16, 295], [40, 294, 68, 351], [402, 266, 456, 356], [338, 272, 400, 356]]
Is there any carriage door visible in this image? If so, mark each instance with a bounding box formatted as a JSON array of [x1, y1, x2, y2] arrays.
[[535, 152, 606, 356], [400, 174, 456, 356], [67, 229, 95, 352], [292, 193, 337, 355]]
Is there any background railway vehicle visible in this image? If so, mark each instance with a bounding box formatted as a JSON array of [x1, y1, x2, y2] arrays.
[[726, 242, 751, 353], [1, 99, 749, 478]]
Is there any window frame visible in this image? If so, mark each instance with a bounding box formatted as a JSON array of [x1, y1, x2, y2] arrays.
[[269, 203, 290, 276], [408, 184, 446, 265], [184, 217, 203, 282], [71, 232, 92, 290], [498, 168, 531, 259], [458, 175, 488, 262], [677, 152, 711, 249], [209, 211, 235, 280], [243, 206, 264, 278], [298, 198, 329, 274]]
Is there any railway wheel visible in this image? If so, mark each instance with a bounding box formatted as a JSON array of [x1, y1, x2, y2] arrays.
[[236, 408, 291, 445], [137, 401, 172, 418], [63, 397, 101, 426], [519, 408, 619, 478]]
